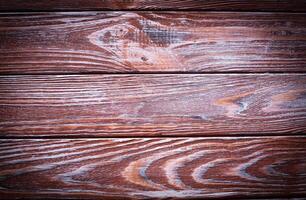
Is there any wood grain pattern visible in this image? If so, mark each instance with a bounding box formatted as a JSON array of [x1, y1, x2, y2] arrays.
[[0, 137, 305, 199], [1, 12, 306, 74], [1, 74, 305, 137], [1, 0, 306, 11]]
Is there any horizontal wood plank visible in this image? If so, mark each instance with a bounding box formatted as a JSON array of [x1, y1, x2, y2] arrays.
[[1, 12, 306, 74], [0, 74, 305, 137], [1, 0, 306, 11], [0, 137, 305, 199]]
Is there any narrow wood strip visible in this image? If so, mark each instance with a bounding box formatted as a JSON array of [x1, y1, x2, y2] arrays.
[[0, 137, 305, 199], [1, 74, 305, 137], [1, 12, 306, 74], [0, 0, 306, 11]]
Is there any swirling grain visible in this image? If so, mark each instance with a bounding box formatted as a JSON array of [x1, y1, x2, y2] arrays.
[[0, 137, 305, 199]]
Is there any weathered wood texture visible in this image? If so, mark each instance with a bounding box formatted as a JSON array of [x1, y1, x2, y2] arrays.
[[1, 74, 305, 137], [0, 137, 305, 199], [1, 0, 306, 11], [1, 12, 306, 74]]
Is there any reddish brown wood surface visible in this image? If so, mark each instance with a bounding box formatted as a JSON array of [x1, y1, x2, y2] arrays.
[[1, 2, 305, 199], [0, 0, 306, 11], [1, 12, 306, 74], [0, 137, 305, 199], [0, 74, 305, 137]]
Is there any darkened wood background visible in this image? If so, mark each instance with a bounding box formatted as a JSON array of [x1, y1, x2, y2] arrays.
[[0, 1, 306, 199]]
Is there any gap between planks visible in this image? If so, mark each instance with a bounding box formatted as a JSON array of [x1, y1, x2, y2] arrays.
[[1, 72, 306, 76], [1, 10, 306, 13], [2, 134, 306, 140]]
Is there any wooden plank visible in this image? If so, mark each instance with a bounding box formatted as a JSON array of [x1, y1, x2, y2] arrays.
[[1, 12, 306, 74], [0, 137, 305, 199], [1, 0, 306, 11], [0, 74, 305, 137]]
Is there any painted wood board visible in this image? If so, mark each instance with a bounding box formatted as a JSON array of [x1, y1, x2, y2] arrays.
[[0, 137, 305, 199], [1, 74, 305, 137], [1, 12, 306, 74]]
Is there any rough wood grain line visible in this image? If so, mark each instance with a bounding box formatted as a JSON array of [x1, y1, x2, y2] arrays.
[[1, 12, 306, 74], [1, 0, 306, 11], [0, 74, 306, 137], [0, 137, 305, 199]]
